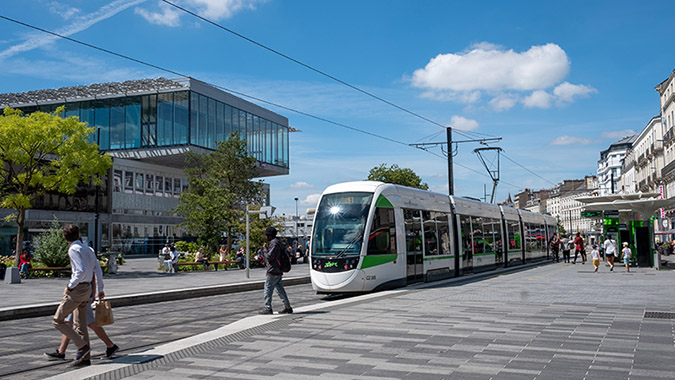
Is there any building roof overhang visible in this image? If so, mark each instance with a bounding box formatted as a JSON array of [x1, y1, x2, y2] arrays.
[[108, 145, 289, 177]]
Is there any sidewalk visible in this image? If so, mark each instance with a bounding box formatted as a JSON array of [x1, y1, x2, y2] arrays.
[[44, 262, 675, 380], [0, 257, 310, 320]]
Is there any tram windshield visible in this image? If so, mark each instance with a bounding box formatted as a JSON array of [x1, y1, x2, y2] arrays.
[[311, 192, 373, 257]]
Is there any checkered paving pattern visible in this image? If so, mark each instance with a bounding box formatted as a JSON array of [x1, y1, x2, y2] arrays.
[[97, 264, 675, 380]]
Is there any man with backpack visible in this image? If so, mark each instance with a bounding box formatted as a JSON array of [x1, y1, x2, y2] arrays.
[[259, 226, 293, 315]]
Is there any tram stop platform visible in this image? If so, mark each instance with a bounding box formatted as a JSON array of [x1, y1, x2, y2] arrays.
[[41, 259, 675, 380]]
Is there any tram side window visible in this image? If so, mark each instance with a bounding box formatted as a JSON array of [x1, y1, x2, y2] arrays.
[[539, 224, 547, 252], [436, 213, 450, 255], [524, 223, 532, 252], [481, 218, 495, 254], [404, 209, 422, 253], [367, 207, 397, 255], [423, 211, 439, 256], [472, 216, 485, 254], [460, 215, 472, 262], [508, 220, 521, 250]]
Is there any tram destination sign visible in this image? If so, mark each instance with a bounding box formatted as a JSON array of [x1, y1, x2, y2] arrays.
[[581, 210, 602, 218], [604, 210, 619, 218]]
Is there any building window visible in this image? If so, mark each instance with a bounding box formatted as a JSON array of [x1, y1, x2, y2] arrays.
[[124, 171, 134, 194]]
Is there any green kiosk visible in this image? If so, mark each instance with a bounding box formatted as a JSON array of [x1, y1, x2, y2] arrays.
[[577, 194, 673, 269]]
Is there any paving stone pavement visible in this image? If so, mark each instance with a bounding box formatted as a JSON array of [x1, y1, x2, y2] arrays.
[[49, 262, 675, 380]]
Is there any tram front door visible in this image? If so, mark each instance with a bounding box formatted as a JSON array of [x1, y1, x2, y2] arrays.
[[404, 209, 424, 283]]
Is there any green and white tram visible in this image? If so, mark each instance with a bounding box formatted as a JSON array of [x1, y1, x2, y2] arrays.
[[309, 181, 557, 294]]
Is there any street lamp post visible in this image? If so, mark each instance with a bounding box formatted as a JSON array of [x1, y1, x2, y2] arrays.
[[294, 197, 299, 241]]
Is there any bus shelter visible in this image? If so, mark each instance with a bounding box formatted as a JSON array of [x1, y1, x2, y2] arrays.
[[578, 196, 673, 269]]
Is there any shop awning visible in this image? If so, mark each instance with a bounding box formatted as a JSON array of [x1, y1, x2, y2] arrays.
[[576, 193, 660, 204], [655, 229, 675, 235], [581, 198, 674, 220]]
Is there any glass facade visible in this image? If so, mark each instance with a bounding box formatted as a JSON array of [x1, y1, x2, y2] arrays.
[[18, 90, 289, 169]]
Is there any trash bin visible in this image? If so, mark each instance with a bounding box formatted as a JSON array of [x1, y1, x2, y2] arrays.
[[105, 253, 118, 274]]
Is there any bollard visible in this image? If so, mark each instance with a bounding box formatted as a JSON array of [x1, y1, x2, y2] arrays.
[[4, 266, 21, 284]]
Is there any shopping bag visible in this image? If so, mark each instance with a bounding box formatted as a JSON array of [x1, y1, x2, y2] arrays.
[[95, 300, 114, 326]]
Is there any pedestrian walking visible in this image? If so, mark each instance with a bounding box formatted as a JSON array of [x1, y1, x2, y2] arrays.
[[259, 226, 293, 315], [45, 255, 119, 362], [621, 242, 632, 272], [603, 235, 617, 271], [591, 245, 600, 272], [51, 224, 95, 367], [573, 233, 586, 264], [561, 236, 571, 263], [549, 233, 560, 262]]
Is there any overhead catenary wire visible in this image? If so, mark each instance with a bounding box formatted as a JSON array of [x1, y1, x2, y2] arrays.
[[0, 15, 407, 148], [0, 15, 537, 194], [161, 0, 556, 186]]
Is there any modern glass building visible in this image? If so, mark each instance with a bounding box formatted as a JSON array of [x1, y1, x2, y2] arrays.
[[0, 77, 290, 255]]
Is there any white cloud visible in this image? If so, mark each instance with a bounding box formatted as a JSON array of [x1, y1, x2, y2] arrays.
[[290, 181, 313, 189], [135, 2, 181, 26], [601, 130, 637, 139], [523, 90, 552, 109], [301, 193, 321, 206], [447, 116, 479, 131], [49, 2, 82, 19], [412, 43, 569, 92], [489, 93, 518, 111], [0, 0, 147, 60], [135, 0, 265, 27], [553, 82, 597, 103], [550, 136, 595, 146], [410, 42, 596, 111]]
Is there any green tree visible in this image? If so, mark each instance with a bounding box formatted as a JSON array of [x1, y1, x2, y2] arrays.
[[34, 219, 69, 267], [176, 132, 265, 253], [367, 163, 429, 190], [557, 218, 567, 237], [0, 107, 112, 265]]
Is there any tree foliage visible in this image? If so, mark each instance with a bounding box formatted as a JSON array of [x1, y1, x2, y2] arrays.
[[366, 163, 429, 190], [176, 132, 265, 253], [0, 107, 112, 264], [34, 219, 69, 267]]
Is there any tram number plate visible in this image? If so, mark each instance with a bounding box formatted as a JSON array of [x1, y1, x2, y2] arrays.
[[366, 275, 376, 281]]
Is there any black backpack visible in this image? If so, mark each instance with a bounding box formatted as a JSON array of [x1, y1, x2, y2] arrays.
[[277, 245, 292, 273]]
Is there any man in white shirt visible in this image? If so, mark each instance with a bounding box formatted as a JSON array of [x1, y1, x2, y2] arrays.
[[52, 224, 96, 367], [603, 235, 617, 271]]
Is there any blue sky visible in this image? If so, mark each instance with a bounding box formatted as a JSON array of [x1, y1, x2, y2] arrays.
[[1, 0, 675, 217]]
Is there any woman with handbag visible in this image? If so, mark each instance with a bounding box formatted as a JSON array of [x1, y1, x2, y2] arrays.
[[45, 240, 119, 364]]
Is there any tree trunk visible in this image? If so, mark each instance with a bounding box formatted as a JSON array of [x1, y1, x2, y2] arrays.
[[227, 226, 233, 252], [14, 208, 25, 267]]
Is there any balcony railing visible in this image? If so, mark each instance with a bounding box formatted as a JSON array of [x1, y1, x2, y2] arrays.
[[663, 159, 675, 178]]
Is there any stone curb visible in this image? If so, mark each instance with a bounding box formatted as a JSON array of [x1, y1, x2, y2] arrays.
[[0, 275, 311, 321]]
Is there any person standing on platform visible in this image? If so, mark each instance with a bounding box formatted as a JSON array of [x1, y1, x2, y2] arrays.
[[573, 233, 586, 264], [561, 235, 571, 263], [591, 245, 600, 272], [621, 242, 632, 272], [51, 224, 94, 367], [259, 226, 292, 315], [549, 233, 560, 263], [603, 235, 617, 271]]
